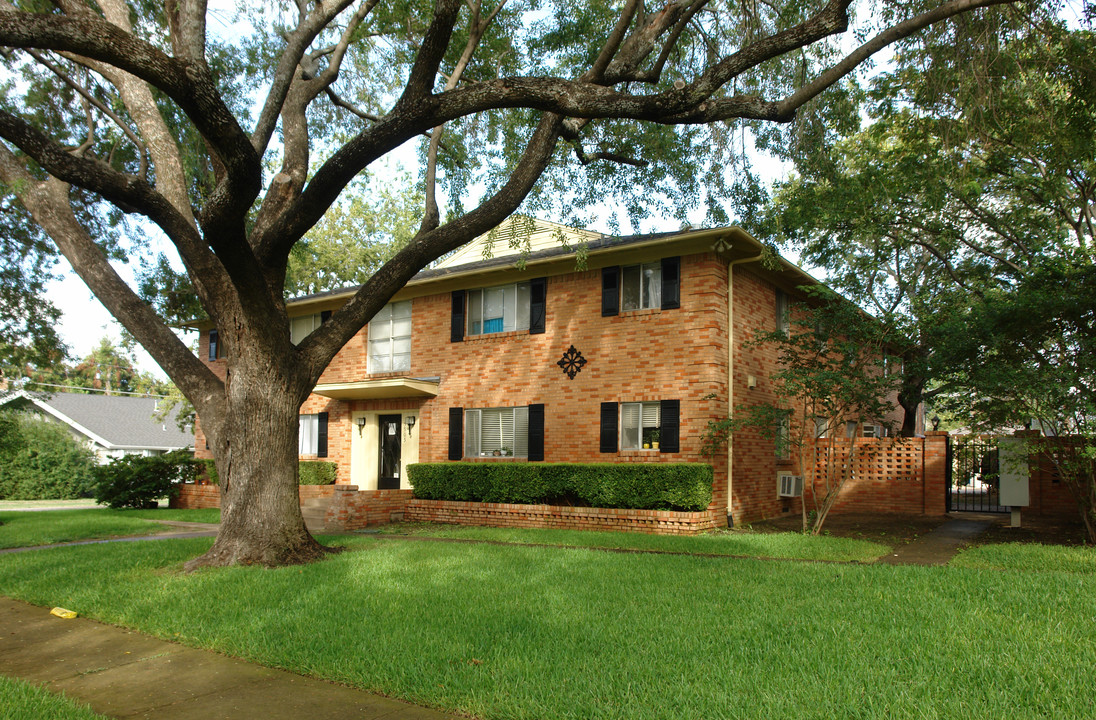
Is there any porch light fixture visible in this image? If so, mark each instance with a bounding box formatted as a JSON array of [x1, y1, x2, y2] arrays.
[[356, 417, 367, 436], [405, 415, 416, 436], [931, 415, 940, 432]]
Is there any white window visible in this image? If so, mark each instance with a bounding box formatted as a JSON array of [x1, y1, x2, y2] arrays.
[[621, 262, 661, 311], [369, 301, 412, 372], [465, 407, 528, 457], [290, 313, 324, 345], [814, 417, 829, 439], [776, 415, 791, 459], [299, 414, 320, 455], [846, 421, 858, 438], [621, 401, 660, 449], [467, 283, 531, 335], [775, 289, 790, 334]]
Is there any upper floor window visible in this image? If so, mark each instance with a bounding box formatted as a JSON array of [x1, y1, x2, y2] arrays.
[[775, 289, 790, 335], [465, 406, 529, 458], [601, 257, 680, 317], [450, 279, 546, 342], [622, 263, 661, 311], [290, 311, 331, 345], [369, 301, 412, 372], [468, 282, 531, 336], [207, 329, 222, 360]]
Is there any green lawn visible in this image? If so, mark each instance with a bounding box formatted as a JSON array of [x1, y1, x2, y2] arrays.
[[378, 523, 889, 562], [0, 676, 109, 719], [0, 508, 219, 549], [952, 542, 1096, 574], [0, 535, 1092, 719]]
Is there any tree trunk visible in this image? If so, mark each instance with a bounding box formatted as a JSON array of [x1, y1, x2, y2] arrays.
[[184, 358, 330, 570]]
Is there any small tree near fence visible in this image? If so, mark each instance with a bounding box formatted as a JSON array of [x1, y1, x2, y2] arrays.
[[703, 287, 899, 534]]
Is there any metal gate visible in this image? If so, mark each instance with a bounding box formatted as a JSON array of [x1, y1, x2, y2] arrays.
[[947, 436, 1008, 513]]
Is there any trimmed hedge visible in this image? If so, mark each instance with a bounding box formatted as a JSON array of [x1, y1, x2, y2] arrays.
[[408, 462, 713, 512], [192, 459, 336, 485], [299, 461, 337, 485]]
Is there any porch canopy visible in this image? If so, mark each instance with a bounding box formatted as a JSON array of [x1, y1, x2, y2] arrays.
[[311, 377, 440, 401]]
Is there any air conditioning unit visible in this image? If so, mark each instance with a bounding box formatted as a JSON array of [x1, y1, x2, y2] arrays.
[[778, 473, 804, 498]]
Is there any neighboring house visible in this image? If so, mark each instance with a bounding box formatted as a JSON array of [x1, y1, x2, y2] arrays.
[[0, 390, 194, 463], [193, 217, 904, 527]]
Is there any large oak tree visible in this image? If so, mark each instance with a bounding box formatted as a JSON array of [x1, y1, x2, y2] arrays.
[[0, 0, 1014, 567]]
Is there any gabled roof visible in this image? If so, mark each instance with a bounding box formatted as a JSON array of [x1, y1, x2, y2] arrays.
[[0, 390, 193, 452], [284, 218, 821, 314]]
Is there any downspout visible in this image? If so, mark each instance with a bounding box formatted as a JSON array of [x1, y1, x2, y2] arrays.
[[726, 251, 764, 527]]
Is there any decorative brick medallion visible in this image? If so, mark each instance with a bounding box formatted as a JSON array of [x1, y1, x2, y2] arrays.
[[556, 345, 587, 380]]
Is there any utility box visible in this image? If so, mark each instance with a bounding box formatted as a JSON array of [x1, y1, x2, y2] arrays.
[[998, 438, 1030, 507]]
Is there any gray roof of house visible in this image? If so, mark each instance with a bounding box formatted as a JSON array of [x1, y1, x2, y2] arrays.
[[0, 390, 193, 451]]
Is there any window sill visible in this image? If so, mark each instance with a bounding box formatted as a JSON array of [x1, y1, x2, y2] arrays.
[[464, 329, 532, 342]]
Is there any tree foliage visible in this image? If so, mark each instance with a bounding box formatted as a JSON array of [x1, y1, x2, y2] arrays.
[[750, 8, 1093, 434], [23, 336, 170, 396], [0, 0, 1015, 566]]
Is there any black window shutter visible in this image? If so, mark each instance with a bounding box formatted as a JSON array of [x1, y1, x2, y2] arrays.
[[316, 412, 329, 458], [320, 310, 332, 323], [661, 256, 681, 310], [448, 407, 464, 460], [601, 267, 620, 317], [208, 329, 219, 361], [659, 400, 680, 453], [600, 402, 618, 453], [530, 277, 547, 334], [451, 291, 466, 343], [528, 403, 545, 461]]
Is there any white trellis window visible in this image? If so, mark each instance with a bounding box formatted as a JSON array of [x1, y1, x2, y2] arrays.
[[369, 301, 412, 372]]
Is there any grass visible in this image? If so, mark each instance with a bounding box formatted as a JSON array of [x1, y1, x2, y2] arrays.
[[952, 542, 1096, 574], [0, 508, 219, 549], [377, 522, 889, 562], [0, 676, 109, 719], [0, 535, 1092, 719]]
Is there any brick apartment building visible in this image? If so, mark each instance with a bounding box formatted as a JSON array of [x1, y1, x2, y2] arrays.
[[193, 217, 903, 528]]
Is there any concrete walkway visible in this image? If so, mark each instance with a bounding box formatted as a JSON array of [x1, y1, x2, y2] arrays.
[[0, 596, 463, 720], [876, 515, 995, 566]]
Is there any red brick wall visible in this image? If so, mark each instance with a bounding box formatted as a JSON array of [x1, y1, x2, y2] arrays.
[[801, 433, 947, 516], [406, 499, 718, 535], [325, 487, 414, 531], [1025, 436, 1084, 519], [171, 483, 336, 510], [171, 484, 221, 509]]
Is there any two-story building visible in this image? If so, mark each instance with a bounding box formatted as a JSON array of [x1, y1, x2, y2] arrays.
[[194, 217, 899, 527]]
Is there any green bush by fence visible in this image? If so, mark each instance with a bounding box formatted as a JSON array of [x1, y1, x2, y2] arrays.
[[408, 462, 713, 512], [93, 450, 198, 509], [0, 410, 97, 500], [192, 459, 336, 485]]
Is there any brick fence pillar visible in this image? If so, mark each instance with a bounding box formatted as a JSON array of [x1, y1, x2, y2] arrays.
[[923, 431, 949, 516], [325, 484, 360, 531]]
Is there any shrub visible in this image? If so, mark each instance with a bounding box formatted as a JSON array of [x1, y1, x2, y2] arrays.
[[93, 450, 199, 509], [299, 461, 337, 485], [408, 463, 713, 512], [188, 459, 334, 485], [0, 410, 97, 500]]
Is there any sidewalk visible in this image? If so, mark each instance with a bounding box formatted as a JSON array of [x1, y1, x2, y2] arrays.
[[875, 515, 995, 566], [0, 596, 463, 719]]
